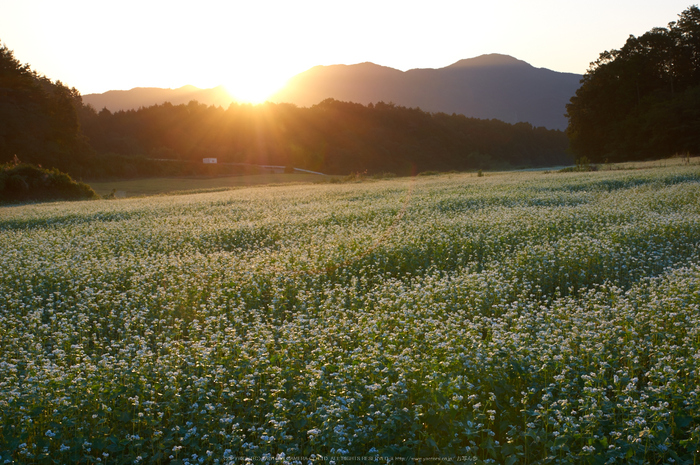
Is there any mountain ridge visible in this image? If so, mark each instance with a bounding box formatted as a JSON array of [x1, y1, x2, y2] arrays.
[[82, 54, 582, 130], [444, 54, 531, 69], [269, 54, 582, 130], [82, 85, 234, 112]]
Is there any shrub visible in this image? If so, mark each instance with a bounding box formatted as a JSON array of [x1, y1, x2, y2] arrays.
[[0, 162, 99, 203], [559, 157, 599, 173], [371, 172, 397, 179]]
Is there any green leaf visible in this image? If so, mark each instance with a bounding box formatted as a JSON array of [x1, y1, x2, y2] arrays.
[[427, 436, 439, 452], [675, 415, 692, 428], [500, 443, 515, 456]]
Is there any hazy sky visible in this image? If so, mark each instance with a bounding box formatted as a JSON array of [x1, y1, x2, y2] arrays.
[[1, 0, 695, 102]]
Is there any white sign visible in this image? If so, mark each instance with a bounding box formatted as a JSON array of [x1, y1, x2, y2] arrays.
[[203, 158, 218, 164]]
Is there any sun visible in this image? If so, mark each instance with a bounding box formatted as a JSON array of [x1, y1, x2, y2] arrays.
[[224, 72, 288, 105]]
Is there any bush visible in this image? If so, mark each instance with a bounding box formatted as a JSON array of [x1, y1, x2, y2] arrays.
[[559, 156, 599, 173], [371, 172, 397, 179], [0, 162, 99, 203], [417, 170, 441, 177], [6, 174, 29, 193]]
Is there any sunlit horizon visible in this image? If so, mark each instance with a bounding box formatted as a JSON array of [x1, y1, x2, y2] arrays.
[[223, 73, 289, 105]]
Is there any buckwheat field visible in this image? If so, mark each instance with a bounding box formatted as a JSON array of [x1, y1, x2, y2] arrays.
[[1, 166, 700, 464]]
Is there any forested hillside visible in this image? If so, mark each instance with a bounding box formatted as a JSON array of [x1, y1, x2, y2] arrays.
[[82, 85, 234, 112], [566, 6, 700, 161], [0, 43, 93, 176], [79, 99, 570, 177], [83, 55, 582, 132], [270, 55, 582, 131]]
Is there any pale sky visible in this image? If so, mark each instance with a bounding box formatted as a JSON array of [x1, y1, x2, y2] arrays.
[[1, 0, 695, 102]]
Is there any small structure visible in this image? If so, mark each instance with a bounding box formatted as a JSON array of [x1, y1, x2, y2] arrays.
[[203, 158, 218, 164]]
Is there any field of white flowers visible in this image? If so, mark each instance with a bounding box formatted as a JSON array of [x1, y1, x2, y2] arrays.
[[1, 166, 700, 464]]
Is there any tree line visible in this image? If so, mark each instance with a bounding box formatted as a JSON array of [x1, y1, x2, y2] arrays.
[[79, 99, 570, 177], [566, 5, 700, 162], [0, 43, 94, 176]]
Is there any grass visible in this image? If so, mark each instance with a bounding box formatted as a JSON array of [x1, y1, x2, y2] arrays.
[[599, 155, 700, 171], [85, 157, 700, 199], [87, 173, 327, 197], [1, 163, 700, 464]]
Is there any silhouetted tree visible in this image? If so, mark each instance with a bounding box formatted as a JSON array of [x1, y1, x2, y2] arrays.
[[80, 98, 570, 176], [566, 6, 700, 161], [0, 42, 92, 173]]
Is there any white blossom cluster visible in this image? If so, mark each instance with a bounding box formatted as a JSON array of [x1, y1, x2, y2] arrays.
[[1, 166, 699, 463]]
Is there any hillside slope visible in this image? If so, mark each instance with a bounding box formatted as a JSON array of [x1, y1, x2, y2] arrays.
[[82, 85, 234, 111], [270, 54, 582, 130], [82, 55, 582, 130]]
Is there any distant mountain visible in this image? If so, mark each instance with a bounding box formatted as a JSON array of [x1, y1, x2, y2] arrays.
[[82, 55, 582, 130], [269, 54, 582, 130], [82, 85, 234, 112]]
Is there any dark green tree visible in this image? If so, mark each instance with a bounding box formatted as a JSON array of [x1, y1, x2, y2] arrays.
[[0, 42, 92, 173], [566, 6, 700, 162], [80, 98, 570, 176]]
